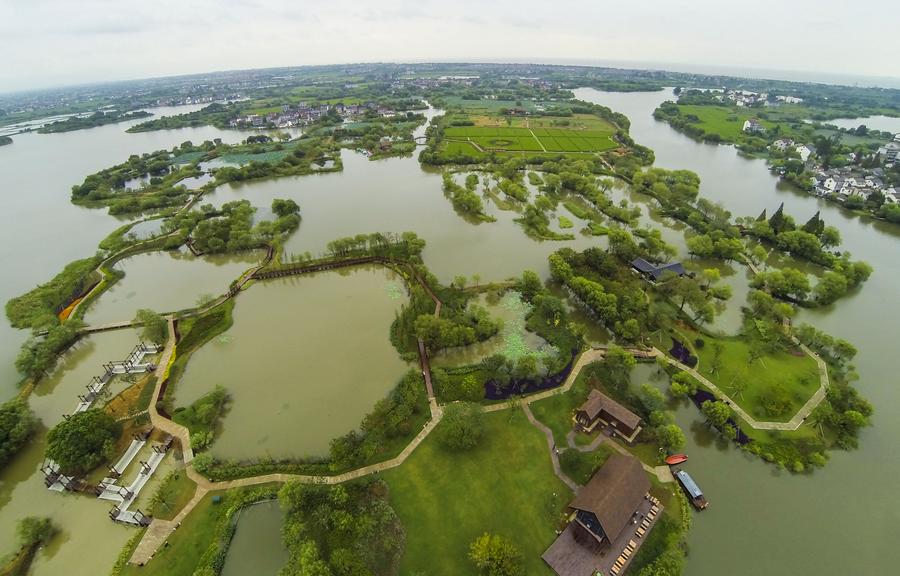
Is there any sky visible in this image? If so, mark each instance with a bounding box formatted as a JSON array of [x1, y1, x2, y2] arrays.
[[2, 0, 899, 92]]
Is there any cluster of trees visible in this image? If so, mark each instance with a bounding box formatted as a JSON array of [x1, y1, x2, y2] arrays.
[[686, 231, 744, 261], [324, 231, 426, 261], [442, 172, 494, 221], [813, 382, 873, 449], [45, 409, 121, 476], [6, 256, 101, 329], [329, 369, 425, 470], [191, 198, 300, 254], [172, 385, 230, 451], [16, 320, 83, 380], [413, 305, 501, 353], [127, 102, 239, 132], [0, 400, 36, 468], [515, 196, 575, 241], [700, 400, 740, 440], [793, 324, 857, 366], [278, 479, 405, 576], [744, 206, 873, 303]]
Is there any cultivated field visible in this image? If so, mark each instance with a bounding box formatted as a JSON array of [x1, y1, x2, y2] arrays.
[[443, 125, 616, 154]]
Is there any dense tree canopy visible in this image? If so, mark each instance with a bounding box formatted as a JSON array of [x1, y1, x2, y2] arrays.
[[0, 400, 36, 468], [46, 409, 121, 476]]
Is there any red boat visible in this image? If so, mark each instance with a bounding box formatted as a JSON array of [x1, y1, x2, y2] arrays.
[[665, 454, 688, 466]]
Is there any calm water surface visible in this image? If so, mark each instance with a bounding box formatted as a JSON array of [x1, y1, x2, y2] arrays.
[[173, 267, 410, 459], [220, 500, 287, 576]]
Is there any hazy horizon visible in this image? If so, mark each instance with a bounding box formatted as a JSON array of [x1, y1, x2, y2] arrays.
[[2, 0, 899, 93]]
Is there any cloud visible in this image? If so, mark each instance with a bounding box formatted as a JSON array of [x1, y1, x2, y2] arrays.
[[0, 0, 898, 92]]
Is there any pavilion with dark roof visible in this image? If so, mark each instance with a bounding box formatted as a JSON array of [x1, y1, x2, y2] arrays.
[[630, 258, 685, 282], [542, 454, 659, 576]]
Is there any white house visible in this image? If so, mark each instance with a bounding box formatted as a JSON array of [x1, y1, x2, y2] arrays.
[[877, 141, 900, 163], [742, 119, 765, 134], [796, 144, 817, 162], [771, 138, 794, 152]]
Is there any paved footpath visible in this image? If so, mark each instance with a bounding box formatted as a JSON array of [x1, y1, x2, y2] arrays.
[[653, 339, 829, 431]]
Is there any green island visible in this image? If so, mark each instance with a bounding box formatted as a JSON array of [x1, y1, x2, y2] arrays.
[[36, 110, 153, 133], [1, 62, 896, 576]]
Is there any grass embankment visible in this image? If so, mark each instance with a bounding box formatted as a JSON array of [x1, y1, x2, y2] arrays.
[[384, 410, 570, 575]]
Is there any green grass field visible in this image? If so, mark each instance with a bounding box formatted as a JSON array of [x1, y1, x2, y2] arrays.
[[676, 105, 773, 141], [384, 410, 570, 575], [443, 125, 616, 154], [690, 332, 821, 422]]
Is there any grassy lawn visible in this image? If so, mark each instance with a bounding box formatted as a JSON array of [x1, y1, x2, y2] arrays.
[[148, 470, 199, 521], [677, 105, 771, 141], [121, 491, 226, 576], [383, 409, 571, 575], [529, 381, 590, 446], [692, 333, 820, 422], [559, 443, 614, 484]]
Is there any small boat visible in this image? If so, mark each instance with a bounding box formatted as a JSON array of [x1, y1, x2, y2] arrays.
[[665, 454, 688, 466], [674, 469, 708, 510]]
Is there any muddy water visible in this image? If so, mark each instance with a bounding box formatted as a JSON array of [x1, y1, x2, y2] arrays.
[[172, 266, 410, 459], [83, 249, 260, 325]]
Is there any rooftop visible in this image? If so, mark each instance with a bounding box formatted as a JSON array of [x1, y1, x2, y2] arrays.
[[569, 454, 650, 543]]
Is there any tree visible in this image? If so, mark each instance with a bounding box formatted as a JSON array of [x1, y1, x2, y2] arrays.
[[701, 400, 733, 428], [601, 346, 636, 390], [468, 533, 522, 576], [656, 424, 686, 453], [0, 399, 36, 467], [16, 516, 55, 547], [516, 270, 543, 302], [669, 371, 697, 397], [814, 271, 849, 304], [436, 402, 484, 451], [46, 409, 121, 475], [702, 342, 722, 377], [638, 384, 666, 413], [820, 225, 841, 248], [134, 309, 167, 344], [271, 198, 300, 217]]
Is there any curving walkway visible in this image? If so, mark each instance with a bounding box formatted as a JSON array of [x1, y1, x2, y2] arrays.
[[651, 341, 830, 431]]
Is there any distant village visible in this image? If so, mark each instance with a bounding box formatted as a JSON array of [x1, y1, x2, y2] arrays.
[[228, 101, 400, 129], [715, 89, 803, 107]]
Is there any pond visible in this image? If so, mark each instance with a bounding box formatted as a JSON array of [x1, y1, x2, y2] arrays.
[[221, 500, 288, 576], [824, 115, 900, 134], [431, 291, 553, 368], [83, 249, 261, 325], [172, 266, 410, 459]]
